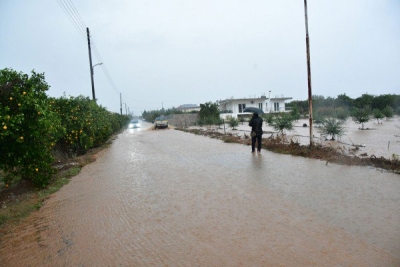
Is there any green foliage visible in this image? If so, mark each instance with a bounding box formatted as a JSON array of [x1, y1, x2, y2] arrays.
[[336, 94, 353, 107], [0, 69, 64, 187], [320, 118, 345, 140], [0, 68, 129, 188], [142, 107, 185, 122], [52, 95, 129, 155], [313, 109, 325, 126], [372, 109, 384, 124], [217, 117, 225, 128], [290, 106, 301, 121], [371, 94, 396, 110], [382, 106, 394, 118], [270, 113, 294, 135], [285, 100, 308, 115], [314, 107, 336, 123], [354, 93, 374, 109], [264, 113, 274, 124], [228, 117, 239, 129], [335, 107, 350, 121], [351, 108, 370, 129], [287, 93, 400, 118], [198, 102, 219, 126]]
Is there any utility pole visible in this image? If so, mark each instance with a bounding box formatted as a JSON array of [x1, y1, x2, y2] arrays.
[[87, 27, 96, 101], [120, 93, 122, 115], [304, 0, 314, 146]]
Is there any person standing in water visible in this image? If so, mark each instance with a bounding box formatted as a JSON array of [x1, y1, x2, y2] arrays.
[[249, 113, 263, 153]]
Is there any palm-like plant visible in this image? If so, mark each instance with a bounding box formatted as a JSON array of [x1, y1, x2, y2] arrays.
[[270, 113, 294, 136], [320, 118, 345, 140]]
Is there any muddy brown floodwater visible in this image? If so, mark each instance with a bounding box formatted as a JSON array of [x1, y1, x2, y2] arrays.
[[1, 122, 400, 266]]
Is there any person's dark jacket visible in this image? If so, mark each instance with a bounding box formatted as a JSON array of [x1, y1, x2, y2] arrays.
[[249, 115, 263, 135]]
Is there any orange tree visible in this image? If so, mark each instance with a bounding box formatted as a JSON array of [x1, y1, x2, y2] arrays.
[[0, 69, 64, 187], [52, 95, 129, 156], [52, 95, 95, 155]]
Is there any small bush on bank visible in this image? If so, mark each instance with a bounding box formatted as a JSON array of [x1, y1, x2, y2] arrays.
[[228, 117, 239, 130]]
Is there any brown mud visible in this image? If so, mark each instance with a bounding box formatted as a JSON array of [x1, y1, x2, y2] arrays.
[[0, 139, 111, 234]]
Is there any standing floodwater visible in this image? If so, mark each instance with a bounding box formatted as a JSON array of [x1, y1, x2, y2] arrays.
[[1, 125, 399, 266]]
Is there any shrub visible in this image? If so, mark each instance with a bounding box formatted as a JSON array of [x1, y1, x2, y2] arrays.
[[52, 95, 129, 155], [217, 117, 224, 129], [382, 106, 394, 119], [372, 109, 384, 124], [351, 108, 370, 129], [0, 69, 64, 187], [199, 102, 219, 126], [335, 107, 350, 121], [290, 106, 301, 121], [270, 113, 294, 135], [320, 118, 345, 140], [228, 117, 239, 129]]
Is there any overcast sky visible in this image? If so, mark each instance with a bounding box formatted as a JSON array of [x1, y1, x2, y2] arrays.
[[1, 1, 399, 115]]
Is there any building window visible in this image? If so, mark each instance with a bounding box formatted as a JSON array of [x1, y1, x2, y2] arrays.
[[238, 103, 246, 113], [274, 102, 280, 111], [258, 103, 263, 110]]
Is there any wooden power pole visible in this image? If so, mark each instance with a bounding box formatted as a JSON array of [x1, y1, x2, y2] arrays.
[[87, 27, 95, 101], [304, 0, 314, 146]]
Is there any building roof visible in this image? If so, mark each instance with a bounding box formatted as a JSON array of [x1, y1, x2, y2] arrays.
[[177, 104, 199, 109], [219, 96, 292, 103], [270, 97, 293, 101]]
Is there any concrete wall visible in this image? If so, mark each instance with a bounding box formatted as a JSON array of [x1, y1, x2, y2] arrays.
[[169, 113, 199, 128]]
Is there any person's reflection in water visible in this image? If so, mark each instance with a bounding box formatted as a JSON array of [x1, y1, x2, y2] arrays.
[[251, 153, 263, 169]]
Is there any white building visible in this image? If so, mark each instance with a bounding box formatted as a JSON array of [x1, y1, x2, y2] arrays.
[[218, 95, 292, 119]]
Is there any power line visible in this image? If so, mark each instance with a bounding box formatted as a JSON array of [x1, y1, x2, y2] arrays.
[[56, 0, 121, 95], [64, 0, 87, 30], [56, 0, 158, 110], [57, 0, 86, 39]]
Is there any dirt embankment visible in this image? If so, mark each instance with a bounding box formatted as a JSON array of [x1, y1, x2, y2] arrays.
[[177, 128, 400, 174], [0, 139, 112, 233]]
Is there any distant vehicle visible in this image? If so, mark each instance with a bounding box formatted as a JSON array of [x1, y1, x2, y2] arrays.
[[154, 116, 168, 129], [128, 119, 140, 128]]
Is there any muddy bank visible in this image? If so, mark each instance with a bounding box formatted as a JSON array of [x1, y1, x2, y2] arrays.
[[176, 127, 400, 174]]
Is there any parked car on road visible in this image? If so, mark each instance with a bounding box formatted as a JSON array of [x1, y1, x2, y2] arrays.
[[154, 116, 168, 129]]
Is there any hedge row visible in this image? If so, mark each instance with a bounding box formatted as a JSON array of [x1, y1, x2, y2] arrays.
[[0, 68, 129, 187]]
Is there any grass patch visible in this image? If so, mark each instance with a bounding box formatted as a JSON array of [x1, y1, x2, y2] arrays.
[[0, 167, 81, 228]]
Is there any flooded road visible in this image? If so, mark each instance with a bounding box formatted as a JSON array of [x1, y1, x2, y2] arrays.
[[1, 123, 400, 266]]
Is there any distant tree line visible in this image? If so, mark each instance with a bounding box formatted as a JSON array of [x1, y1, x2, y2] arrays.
[[287, 93, 400, 117], [287, 94, 399, 123], [142, 108, 190, 122]]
